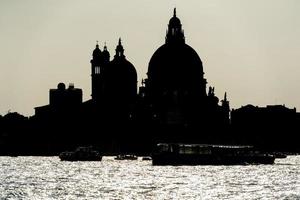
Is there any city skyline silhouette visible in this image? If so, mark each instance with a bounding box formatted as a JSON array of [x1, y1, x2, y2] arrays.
[[0, 7, 299, 156], [1, 1, 300, 116]]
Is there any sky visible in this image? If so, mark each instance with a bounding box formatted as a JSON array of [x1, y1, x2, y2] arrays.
[[0, 0, 300, 116]]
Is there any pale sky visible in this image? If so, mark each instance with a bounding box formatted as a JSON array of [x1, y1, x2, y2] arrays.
[[0, 0, 300, 116]]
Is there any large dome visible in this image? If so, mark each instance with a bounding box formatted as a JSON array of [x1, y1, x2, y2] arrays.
[[147, 43, 205, 95], [147, 9, 206, 97]]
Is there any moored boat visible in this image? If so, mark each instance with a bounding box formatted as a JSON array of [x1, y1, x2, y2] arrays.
[[114, 154, 138, 160], [59, 146, 102, 161], [272, 152, 287, 159], [152, 143, 275, 166], [142, 156, 152, 161]]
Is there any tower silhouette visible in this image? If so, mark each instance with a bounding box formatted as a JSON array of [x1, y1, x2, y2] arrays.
[[90, 41, 110, 102], [103, 38, 137, 109]]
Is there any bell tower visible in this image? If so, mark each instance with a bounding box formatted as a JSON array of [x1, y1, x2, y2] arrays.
[[90, 41, 110, 102]]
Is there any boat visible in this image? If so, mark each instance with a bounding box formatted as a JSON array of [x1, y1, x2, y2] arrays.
[[142, 156, 152, 161], [59, 146, 102, 161], [114, 154, 138, 160], [272, 152, 287, 159], [152, 143, 275, 166]]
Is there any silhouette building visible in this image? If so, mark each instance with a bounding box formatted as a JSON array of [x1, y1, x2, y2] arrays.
[[35, 83, 82, 117], [142, 8, 230, 143], [6, 8, 296, 155], [29, 9, 232, 153], [231, 104, 298, 151], [89, 39, 137, 106]]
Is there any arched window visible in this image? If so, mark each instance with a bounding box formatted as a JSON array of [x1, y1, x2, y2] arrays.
[[95, 66, 100, 74]]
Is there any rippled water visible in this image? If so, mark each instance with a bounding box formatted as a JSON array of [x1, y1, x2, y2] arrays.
[[0, 156, 299, 199]]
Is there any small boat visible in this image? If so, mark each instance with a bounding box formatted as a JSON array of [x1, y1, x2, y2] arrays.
[[59, 146, 102, 161], [272, 152, 287, 159], [114, 154, 138, 160], [152, 143, 275, 166], [142, 156, 152, 161]]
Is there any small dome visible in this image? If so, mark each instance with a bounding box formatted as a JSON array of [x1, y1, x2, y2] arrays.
[[105, 55, 137, 102], [109, 58, 137, 82], [93, 44, 102, 57], [102, 45, 110, 60], [57, 82, 66, 90]]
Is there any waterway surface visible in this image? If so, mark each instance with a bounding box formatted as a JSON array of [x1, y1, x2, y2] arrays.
[[0, 156, 299, 199]]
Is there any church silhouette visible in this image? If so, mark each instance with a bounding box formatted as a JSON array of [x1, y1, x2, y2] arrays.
[[33, 9, 230, 154], [0, 9, 299, 155]]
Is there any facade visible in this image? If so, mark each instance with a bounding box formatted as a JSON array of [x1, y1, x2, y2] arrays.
[[90, 39, 137, 110], [231, 105, 298, 151], [49, 83, 82, 108], [142, 9, 230, 143], [35, 83, 82, 117]]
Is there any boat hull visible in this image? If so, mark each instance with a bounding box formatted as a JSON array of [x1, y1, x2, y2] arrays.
[[59, 156, 102, 162], [59, 146, 102, 162], [152, 153, 275, 166]]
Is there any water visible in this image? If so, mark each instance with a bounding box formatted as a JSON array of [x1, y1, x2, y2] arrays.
[[0, 156, 299, 199]]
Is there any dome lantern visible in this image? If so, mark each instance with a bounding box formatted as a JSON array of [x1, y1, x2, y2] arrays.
[[166, 8, 185, 44], [115, 38, 125, 58]]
